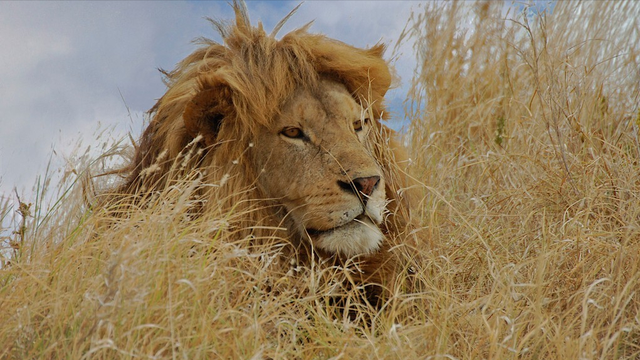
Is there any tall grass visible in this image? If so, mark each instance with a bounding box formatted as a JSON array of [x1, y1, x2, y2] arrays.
[[1, 1, 639, 358]]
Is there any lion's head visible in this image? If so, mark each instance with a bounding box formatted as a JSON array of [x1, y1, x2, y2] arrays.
[[113, 1, 413, 260]]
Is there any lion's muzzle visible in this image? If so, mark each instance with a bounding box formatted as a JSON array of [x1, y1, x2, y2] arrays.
[[303, 176, 386, 257]]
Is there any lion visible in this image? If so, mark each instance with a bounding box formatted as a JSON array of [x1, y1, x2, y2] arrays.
[[107, 1, 416, 305]]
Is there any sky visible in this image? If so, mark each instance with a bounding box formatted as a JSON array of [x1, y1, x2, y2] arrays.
[[0, 1, 420, 203]]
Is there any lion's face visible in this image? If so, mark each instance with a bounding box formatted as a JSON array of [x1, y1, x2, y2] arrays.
[[251, 80, 386, 257]]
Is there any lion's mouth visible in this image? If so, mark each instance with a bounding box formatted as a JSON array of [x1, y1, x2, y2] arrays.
[[305, 213, 373, 236], [303, 213, 383, 256]]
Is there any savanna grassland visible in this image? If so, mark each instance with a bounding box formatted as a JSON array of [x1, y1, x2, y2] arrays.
[[1, 1, 639, 359]]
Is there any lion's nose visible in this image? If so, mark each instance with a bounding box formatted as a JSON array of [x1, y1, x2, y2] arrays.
[[338, 175, 380, 203], [353, 176, 380, 197]]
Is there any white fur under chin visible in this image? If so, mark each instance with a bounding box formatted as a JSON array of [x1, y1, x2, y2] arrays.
[[314, 217, 384, 257]]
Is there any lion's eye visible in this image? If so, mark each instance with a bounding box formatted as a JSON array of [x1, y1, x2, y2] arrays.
[[353, 120, 363, 132], [354, 118, 371, 132], [281, 127, 304, 139]]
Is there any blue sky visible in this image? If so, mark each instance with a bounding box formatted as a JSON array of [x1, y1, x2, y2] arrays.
[[0, 1, 419, 200]]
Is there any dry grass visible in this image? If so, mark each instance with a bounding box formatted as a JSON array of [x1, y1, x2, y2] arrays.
[[1, 1, 639, 358]]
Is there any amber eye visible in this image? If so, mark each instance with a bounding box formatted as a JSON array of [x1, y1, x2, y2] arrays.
[[281, 127, 304, 139], [353, 119, 363, 132]]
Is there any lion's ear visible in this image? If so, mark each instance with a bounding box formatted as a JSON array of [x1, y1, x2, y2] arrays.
[[312, 41, 392, 101], [183, 83, 234, 146]]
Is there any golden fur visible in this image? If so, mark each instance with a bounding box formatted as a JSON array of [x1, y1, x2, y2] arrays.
[[108, 1, 416, 305]]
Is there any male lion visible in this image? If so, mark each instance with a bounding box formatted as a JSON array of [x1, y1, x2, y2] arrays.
[[109, 1, 416, 304]]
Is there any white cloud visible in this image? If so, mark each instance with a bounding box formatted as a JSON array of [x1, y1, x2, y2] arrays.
[[0, 1, 420, 203]]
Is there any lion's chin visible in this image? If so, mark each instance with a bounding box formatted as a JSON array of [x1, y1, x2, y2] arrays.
[[308, 216, 383, 257]]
